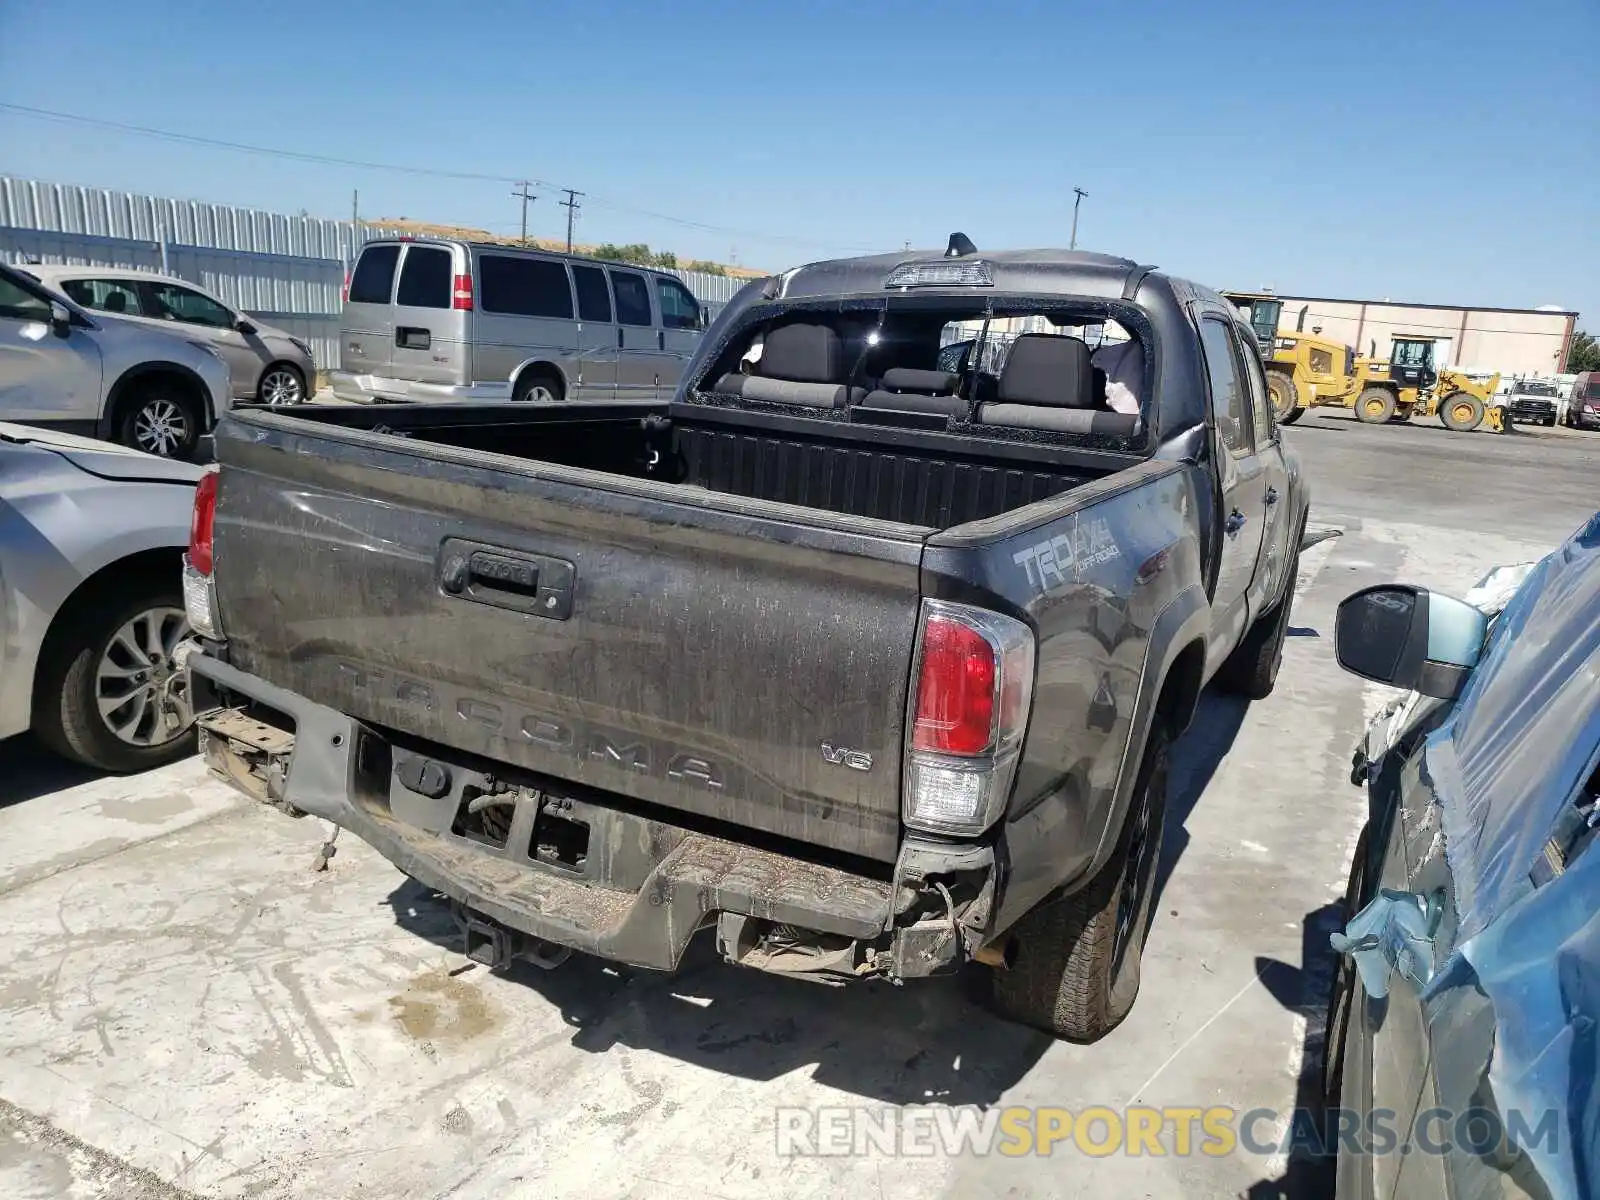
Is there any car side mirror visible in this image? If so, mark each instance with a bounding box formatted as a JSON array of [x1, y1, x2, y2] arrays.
[[1334, 585, 1488, 700], [236, 318, 258, 335], [49, 301, 73, 339]]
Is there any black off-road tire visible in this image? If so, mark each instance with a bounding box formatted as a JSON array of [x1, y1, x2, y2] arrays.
[[513, 368, 565, 403], [33, 578, 196, 773], [1215, 544, 1300, 699], [1266, 371, 1304, 425], [1355, 388, 1396, 424], [988, 724, 1170, 1041], [1439, 392, 1485, 432]]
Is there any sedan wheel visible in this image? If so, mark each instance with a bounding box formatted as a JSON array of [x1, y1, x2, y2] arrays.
[[35, 583, 199, 773], [132, 398, 192, 457], [259, 366, 305, 406], [95, 606, 193, 749]]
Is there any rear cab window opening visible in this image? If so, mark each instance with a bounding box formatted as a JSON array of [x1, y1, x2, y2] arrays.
[[689, 293, 1156, 449]]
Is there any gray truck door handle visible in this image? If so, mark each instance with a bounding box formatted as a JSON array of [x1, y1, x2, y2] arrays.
[[1225, 509, 1248, 536], [1265, 486, 1280, 506]]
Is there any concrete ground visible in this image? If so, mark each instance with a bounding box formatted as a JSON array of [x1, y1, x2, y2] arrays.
[[1, 414, 1594, 1199]]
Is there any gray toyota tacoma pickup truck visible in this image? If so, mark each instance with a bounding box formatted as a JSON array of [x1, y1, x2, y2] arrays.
[[182, 241, 1307, 1040]]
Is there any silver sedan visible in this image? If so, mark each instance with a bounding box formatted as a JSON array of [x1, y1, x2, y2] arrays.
[[0, 422, 199, 771]]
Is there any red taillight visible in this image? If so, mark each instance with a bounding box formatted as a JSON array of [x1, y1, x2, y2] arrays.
[[189, 471, 218, 576], [913, 615, 998, 755], [341, 270, 350, 303], [452, 273, 474, 311]]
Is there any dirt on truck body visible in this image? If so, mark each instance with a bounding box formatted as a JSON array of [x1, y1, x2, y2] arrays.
[[183, 238, 1308, 1040]]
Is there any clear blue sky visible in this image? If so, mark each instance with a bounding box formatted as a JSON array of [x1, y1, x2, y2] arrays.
[[2, 0, 1596, 321]]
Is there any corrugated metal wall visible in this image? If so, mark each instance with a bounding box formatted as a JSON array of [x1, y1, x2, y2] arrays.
[[0, 176, 753, 375]]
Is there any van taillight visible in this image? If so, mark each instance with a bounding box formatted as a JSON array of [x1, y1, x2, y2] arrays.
[[189, 470, 218, 576], [904, 601, 1035, 835], [452, 273, 474, 311], [341, 271, 350, 303]]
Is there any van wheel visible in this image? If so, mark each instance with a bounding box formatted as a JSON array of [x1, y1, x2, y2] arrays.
[[987, 724, 1170, 1041], [1215, 542, 1299, 699], [1439, 393, 1485, 432], [513, 369, 564, 403], [1355, 388, 1395, 424], [118, 385, 202, 459]]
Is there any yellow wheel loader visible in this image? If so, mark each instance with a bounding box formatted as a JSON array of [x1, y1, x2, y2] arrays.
[[1224, 293, 1501, 433], [1349, 337, 1501, 432]]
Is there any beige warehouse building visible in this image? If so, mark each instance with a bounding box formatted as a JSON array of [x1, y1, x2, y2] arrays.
[[1259, 294, 1577, 378]]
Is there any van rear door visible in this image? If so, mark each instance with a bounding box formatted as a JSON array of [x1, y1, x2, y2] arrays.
[[342, 243, 400, 377], [390, 243, 470, 390]]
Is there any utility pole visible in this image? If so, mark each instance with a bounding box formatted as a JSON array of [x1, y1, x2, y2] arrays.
[[512, 182, 537, 246], [1069, 187, 1088, 250], [559, 189, 584, 253], [351, 189, 359, 226]]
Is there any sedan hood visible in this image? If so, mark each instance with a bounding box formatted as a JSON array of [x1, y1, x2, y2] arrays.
[[0, 423, 204, 484]]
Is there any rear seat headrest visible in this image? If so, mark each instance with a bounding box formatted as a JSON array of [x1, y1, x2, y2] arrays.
[[880, 367, 961, 395], [760, 322, 844, 383], [998, 334, 1094, 408]]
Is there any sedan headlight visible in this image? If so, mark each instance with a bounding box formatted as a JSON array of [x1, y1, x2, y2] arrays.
[[288, 336, 313, 359]]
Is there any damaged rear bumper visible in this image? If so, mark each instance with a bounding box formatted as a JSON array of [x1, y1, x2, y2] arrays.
[[186, 652, 996, 981]]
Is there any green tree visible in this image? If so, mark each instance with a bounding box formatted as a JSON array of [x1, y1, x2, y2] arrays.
[[687, 260, 727, 277], [1565, 330, 1600, 374]]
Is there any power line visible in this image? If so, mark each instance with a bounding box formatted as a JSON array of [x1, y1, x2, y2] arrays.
[[0, 101, 872, 253]]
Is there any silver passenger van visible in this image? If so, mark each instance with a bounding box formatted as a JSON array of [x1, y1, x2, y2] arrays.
[[330, 238, 706, 403]]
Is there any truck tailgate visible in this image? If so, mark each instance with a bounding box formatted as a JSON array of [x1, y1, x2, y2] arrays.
[[210, 417, 927, 863]]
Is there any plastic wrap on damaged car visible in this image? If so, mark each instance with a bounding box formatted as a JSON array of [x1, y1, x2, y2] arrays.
[[1420, 510, 1600, 1199]]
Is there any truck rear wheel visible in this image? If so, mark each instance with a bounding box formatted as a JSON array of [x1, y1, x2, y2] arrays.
[[1266, 371, 1304, 425], [1215, 542, 1299, 699], [1440, 392, 1485, 432], [988, 724, 1170, 1041], [1355, 388, 1395, 424]]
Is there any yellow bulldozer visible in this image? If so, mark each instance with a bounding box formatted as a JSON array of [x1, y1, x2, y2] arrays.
[[1223, 292, 1502, 432]]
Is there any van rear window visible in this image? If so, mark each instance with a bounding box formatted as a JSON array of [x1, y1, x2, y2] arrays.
[[396, 246, 452, 309], [349, 244, 400, 305], [480, 255, 574, 319]]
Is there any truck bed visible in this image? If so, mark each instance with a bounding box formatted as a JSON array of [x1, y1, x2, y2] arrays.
[[207, 402, 1134, 864], [269, 401, 1127, 528]]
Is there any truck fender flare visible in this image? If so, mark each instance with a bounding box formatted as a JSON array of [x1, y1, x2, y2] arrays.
[[1081, 583, 1210, 883]]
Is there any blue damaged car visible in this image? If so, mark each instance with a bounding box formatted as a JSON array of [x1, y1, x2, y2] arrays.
[[1326, 512, 1600, 1200]]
